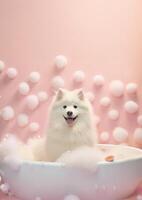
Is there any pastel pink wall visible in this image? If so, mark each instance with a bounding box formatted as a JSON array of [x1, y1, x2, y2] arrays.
[[0, 0, 142, 144]]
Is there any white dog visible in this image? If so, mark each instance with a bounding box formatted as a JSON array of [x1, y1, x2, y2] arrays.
[[0, 89, 101, 169]]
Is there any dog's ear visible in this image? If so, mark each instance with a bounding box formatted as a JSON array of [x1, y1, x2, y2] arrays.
[[77, 89, 84, 100], [56, 88, 64, 100]]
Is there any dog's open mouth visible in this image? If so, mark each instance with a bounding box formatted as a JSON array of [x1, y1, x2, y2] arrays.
[[63, 115, 78, 126]]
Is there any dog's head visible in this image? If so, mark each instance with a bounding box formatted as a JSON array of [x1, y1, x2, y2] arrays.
[[50, 89, 93, 127]]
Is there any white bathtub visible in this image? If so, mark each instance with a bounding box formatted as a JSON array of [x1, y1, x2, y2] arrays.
[[0, 144, 142, 200]]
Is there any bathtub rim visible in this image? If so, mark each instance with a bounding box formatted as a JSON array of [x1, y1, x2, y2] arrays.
[[8, 144, 142, 168]]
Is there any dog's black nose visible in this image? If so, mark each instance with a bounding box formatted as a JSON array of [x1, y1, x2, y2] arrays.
[[67, 111, 73, 116]]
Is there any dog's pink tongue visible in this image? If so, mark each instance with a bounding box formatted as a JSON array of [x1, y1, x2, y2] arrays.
[[67, 119, 74, 126]]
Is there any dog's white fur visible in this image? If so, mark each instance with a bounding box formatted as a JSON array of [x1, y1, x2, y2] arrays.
[[0, 89, 99, 166]]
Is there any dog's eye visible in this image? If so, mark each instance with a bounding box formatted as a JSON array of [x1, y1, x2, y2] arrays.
[[73, 105, 78, 109], [63, 105, 67, 109]]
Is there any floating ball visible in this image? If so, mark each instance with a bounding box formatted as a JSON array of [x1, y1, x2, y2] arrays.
[[37, 91, 48, 102], [93, 75, 105, 87], [85, 92, 95, 102], [17, 113, 29, 127], [137, 115, 142, 126], [124, 101, 138, 114], [0, 183, 9, 194], [73, 70, 85, 83], [100, 97, 111, 107], [113, 127, 128, 143], [1, 106, 15, 121], [7, 68, 17, 79], [64, 194, 80, 200], [54, 55, 67, 69], [0, 60, 5, 72], [133, 128, 142, 145], [26, 95, 39, 110], [108, 109, 119, 120], [100, 131, 110, 142], [29, 71, 41, 83], [126, 83, 138, 94], [51, 76, 65, 90], [29, 122, 39, 132], [18, 82, 30, 95], [109, 80, 124, 97]]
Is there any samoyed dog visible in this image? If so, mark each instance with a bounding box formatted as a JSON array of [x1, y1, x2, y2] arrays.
[[0, 89, 102, 169]]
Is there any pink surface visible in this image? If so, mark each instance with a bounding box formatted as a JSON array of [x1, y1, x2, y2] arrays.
[[0, 0, 142, 199], [0, 0, 142, 144]]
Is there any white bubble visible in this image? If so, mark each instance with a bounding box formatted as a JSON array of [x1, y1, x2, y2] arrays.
[[109, 80, 124, 97], [73, 70, 85, 83], [0, 183, 9, 194], [93, 75, 105, 87], [18, 82, 30, 95], [29, 122, 39, 132], [54, 55, 67, 69], [1, 106, 15, 120], [26, 95, 39, 110], [100, 97, 111, 107], [29, 71, 40, 83], [17, 113, 29, 127], [100, 132, 110, 142], [51, 76, 65, 90], [37, 91, 48, 102], [7, 68, 18, 79], [126, 83, 138, 94], [108, 109, 119, 120], [124, 101, 138, 114], [113, 127, 128, 143]]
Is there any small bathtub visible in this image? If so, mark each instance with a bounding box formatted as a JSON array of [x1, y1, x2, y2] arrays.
[[0, 144, 142, 200]]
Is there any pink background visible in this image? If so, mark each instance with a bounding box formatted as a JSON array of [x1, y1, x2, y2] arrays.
[[0, 0, 142, 199]]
